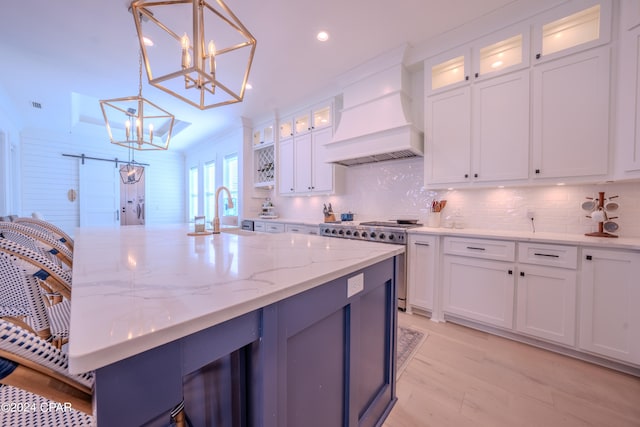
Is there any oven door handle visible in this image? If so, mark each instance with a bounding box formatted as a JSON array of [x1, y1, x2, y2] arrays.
[[414, 242, 430, 247]]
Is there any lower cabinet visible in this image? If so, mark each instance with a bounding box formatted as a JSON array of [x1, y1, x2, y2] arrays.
[[285, 224, 319, 235], [579, 248, 640, 365], [407, 234, 437, 314], [443, 255, 515, 329], [515, 242, 578, 346], [515, 264, 577, 346]]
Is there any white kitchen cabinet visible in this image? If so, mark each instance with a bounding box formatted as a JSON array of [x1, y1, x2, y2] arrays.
[[407, 234, 438, 315], [426, 48, 469, 95], [442, 237, 516, 329], [294, 103, 332, 136], [254, 221, 284, 233], [443, 255, 515, 329], [425, 69, 529, 186], [616, 23, 640, 175], [425, 87, 471, 185], [253, 122, 275, 146], [515, 265, 577, 346], [579, 248, 640, 365], [285, 224, 319, 235], [294, 127, 334, 194], [532, 46, 610, 180], [515, 242, 578, 346], [471, 70, 529, 182], [532, 1, 612, 64], [277, 136, 295, 195]]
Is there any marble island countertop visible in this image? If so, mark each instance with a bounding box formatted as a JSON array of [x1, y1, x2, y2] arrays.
[[408, 226, 640, 250], [68, 224, 403, 374]]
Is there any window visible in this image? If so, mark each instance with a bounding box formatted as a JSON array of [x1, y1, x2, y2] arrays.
[[203, 161, 216, 221], [223, 153, 238, 216], [188, 166, 199, 220]]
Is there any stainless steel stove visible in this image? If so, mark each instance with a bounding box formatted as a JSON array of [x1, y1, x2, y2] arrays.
[[319, 221, 421, 311], [319, 221, 419, 245]]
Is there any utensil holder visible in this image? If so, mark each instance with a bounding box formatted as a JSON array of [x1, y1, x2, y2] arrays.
[[427, 212, 441, 228]]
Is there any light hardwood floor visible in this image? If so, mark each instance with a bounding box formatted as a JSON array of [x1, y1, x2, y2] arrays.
[[384, 312, 640, 427]]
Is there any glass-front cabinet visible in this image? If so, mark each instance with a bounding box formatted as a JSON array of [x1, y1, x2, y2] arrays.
[[532, 0, 611, 62], [253, 122, 274, 146], [279, 116, 294, 139], [426, 25, 528, 94], [293, 103, 333, 135]]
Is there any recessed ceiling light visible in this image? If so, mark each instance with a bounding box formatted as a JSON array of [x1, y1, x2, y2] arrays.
[[142, 36, 154, 47], [316, 31, 329, 42], [245, 83, 253, 90]]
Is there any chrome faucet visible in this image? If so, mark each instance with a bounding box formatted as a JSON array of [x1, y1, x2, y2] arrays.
[[213, 186, 234, 234]]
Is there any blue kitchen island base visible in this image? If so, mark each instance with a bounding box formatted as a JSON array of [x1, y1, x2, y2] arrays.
[[93, 257, 397, 426]]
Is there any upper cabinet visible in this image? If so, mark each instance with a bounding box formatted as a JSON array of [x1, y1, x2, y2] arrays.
[[253, 121, 276, 188], [294, 104, 333, 136], [424, 1, 614, 188], [277, 100, 340, 196], [426, 24, 529, 96], [532, 1, 612, 64]]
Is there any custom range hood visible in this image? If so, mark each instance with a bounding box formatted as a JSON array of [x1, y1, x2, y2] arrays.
[[325, 46, 423, 166]]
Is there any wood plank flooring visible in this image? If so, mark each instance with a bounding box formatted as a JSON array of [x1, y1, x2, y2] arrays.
[[384, 312, 640, 427]]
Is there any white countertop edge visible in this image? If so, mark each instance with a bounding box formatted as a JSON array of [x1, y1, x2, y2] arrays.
[[407, 227, 640, 250], [68, 246, 403, 374]]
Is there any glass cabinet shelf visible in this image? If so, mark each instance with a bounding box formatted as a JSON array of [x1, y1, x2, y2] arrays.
[[312, 106, 331, 129], [431, 55, 466, 91], [479, 34, 523, 75], [542, 4, 600, 56]]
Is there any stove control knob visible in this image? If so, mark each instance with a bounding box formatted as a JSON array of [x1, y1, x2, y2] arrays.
[[353, 231, 360, 237], [361, 232, 368, 238], [388, 234, 395, 240], [379, 233, 385, 240], [338, 229, 344, 235], [324, 229, 330, 234], [331, 229, 337, 235], [370, 232, 376, 238], [345, 230, 352, 236]]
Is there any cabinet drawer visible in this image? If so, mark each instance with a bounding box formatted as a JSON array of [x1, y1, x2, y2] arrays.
[[285, 224, 306, 233], [253, 222, 266, 232], [518, 242, 577, 269], [265, 223, 285, 233], [443, 237, 515, 261]]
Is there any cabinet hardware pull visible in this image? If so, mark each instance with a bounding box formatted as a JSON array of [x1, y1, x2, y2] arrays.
[[536, 53, 541, 59], [508, 269, 513, 275], [464, 174, 469, 178], [474, 173, 478, 178], [534, 253, 560, 258], [466, 246, 486, 251], [465, 75, 469, 81], [586, 255, 592, 260], [415, 242, 430, 247], [520, 271, 525, 277], [475, 72, 479, 78], [535, 169, 541, 174]]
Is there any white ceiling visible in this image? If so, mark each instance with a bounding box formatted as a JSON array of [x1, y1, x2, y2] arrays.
[[0, 0, 560, 151]]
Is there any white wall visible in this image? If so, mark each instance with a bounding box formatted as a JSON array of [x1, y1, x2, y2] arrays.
[[18, 126, 184, 236], [267, 157, 640, 237]]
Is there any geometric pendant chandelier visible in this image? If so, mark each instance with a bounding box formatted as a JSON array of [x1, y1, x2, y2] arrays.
[[130, 0, 257, 110], [100, 53, 175, 151]]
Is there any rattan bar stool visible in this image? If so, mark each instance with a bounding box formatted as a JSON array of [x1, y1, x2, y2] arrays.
[[0, 223, 73, 270], [14, 217, 74, 252]]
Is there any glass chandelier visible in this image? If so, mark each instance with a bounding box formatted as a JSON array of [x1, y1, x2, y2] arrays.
[[131, 0, 256, 110], [100, 52, 175, 151]]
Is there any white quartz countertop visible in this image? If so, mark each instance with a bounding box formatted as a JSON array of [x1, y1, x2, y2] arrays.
[[408, 226, 640, 250], [68, 224, 403, 374]]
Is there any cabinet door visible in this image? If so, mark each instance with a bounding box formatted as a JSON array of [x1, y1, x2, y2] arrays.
[[278, 138, 295, 195], [516, 265, 577, 346], [532, 46, 610, 179], [425, 87, 471, 185], [311, 127, 333, 193], [407, 235, 437, 312], [579, 249, 640, 364], [425, 48, 470, 95], [472, 70, 529, 182], [617, 24, 640, 173], [294, 133, 312, 192], [443, 256, 515, 329]]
